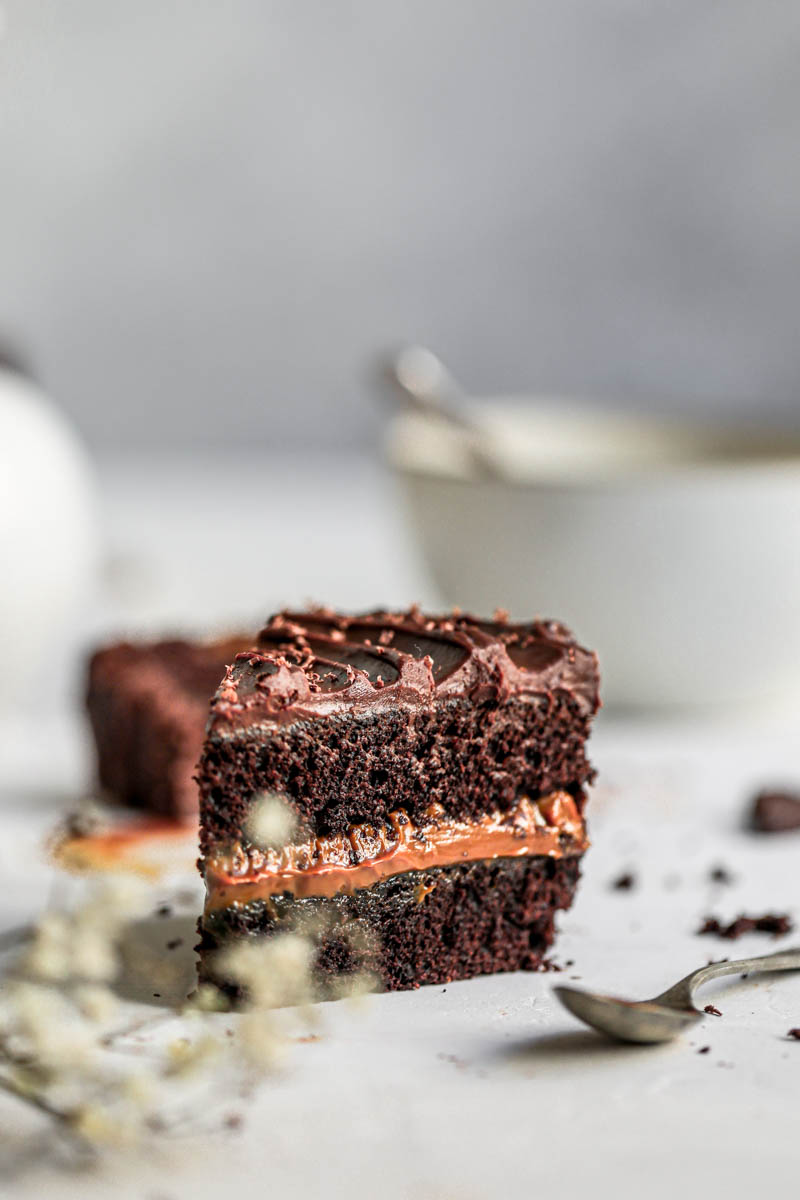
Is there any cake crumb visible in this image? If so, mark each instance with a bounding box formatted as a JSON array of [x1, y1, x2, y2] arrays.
[[709, 865, 734, 885], [787, 1028, 800, 1040], [750, 789, 800, 833], [697, 913, 793, 940], [704, 1004, 722, 1017], [697, 1045, 711, 1054], [611, 871, 636, 891]]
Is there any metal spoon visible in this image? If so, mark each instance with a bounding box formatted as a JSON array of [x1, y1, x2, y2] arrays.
[[554, 946, 800, 1044], [383, 345, 502, 478]]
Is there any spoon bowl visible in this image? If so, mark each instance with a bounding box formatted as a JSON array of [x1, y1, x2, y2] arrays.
[[554, 987, 701, 1045]]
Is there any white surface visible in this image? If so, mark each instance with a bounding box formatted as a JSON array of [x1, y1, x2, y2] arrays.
[[2, 453, 799, 1199], [390, 406, 800, 710]]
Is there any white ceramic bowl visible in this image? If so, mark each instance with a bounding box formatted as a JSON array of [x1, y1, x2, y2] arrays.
[[388, 402, 800, 711]]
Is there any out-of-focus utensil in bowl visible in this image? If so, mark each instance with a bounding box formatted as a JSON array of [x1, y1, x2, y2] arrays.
[[383, 345, 502, 477], [385, 347, 800, 710], [554, 947, 800, 1043]]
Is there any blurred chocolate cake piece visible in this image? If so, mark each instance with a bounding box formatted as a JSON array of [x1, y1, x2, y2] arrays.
[[197, 608, 600, 994], [87, 635, 252, 822]]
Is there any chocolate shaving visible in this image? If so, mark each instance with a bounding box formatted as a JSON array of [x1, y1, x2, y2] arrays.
[[704, 1004, 722, 1017], [787, 1028, 800, 1041]]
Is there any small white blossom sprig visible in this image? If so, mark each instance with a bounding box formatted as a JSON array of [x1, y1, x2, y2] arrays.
[[0, 875, 327, 1160], [243, 791, 298, 851]]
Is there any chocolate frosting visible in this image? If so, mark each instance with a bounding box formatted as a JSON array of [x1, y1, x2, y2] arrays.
[[208, 607, 599, 732]]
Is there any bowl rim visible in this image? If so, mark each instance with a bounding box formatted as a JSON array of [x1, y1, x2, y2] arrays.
[[386, 401, 800, 490]]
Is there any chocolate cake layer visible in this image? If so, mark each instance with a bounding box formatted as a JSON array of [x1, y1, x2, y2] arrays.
[[197, 608, 599, 995], [198, 608, 599, 849], [87, 634, 252, 820], [199, 854, 583, 995]]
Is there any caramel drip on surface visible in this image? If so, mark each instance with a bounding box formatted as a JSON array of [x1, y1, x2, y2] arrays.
[[203, 791, 587, 908]]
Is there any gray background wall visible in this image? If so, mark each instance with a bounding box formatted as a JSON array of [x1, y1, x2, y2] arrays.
[[1, 1, 800, 452]]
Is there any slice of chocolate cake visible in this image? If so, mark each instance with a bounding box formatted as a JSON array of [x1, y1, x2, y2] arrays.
[[87, 635, 252, 821], [197, 609, 599, 995]]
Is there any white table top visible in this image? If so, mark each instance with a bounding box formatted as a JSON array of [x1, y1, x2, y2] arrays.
[[2, 453, 799, 1199]]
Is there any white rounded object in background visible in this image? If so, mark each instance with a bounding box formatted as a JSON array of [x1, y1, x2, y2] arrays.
[[0, 365, 97, 713]]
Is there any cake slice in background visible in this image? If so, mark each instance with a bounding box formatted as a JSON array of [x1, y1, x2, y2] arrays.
[[197, 608, 600, 995], [87, 635, 252, 822]]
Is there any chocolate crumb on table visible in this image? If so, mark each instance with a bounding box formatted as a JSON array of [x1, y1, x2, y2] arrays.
[[750, 790, 800, 834], [704, 1004, 722, 1017], [611, 871, 636, 891], [697, 1045, 711, 1054], [787, 1029, 800, 1041], [709, 865, 735, 885], [697, 913, 794, 940]]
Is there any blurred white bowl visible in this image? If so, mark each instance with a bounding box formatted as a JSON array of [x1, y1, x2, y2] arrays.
[[388, 401, 800, 711]]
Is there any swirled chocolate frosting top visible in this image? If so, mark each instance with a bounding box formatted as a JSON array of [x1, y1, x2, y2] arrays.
[[207, 608, 599, 732]]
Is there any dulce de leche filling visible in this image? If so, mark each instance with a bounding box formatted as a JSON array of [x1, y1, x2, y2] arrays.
[[204, 791, 587, 909]]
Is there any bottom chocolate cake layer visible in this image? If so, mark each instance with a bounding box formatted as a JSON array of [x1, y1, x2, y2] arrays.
[[198, 853, 582, 996]]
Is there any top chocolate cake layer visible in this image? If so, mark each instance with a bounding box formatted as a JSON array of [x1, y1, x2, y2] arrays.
[[207, 608, 600, 734]]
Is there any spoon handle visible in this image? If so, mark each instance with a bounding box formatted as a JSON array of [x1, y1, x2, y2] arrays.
[[655, 946, 800, 1008], [383, 345, 501, 479]]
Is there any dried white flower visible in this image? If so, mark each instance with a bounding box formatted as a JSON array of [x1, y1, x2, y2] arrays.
[[71, 984, 117, 1024], [166, 1033, 220, 1076], [330, 970, 378, 1007], [244, 792, 297, 850], [188, 983, 229, 1014], [23, 912, 72, 981], [70, 1104, 129, 1147], [120, 1069, 158, 1110], [9, 982, 94, 1072], [216, 932, 314, 1010], [70, 929, 119, 983], [2, 875, 327, 1159]]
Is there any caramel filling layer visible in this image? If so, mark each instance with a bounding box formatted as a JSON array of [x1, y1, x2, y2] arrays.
[[204, 791, 587, 908]]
